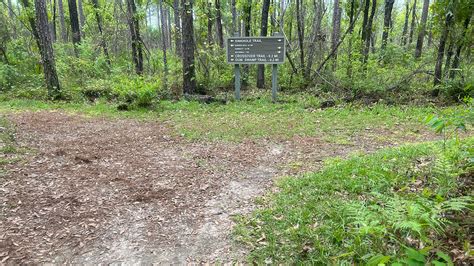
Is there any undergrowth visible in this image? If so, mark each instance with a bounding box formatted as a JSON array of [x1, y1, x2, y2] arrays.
[[0, 97, 467, 142], [0, 116, 23, 171], [234, 137, 474, 264]]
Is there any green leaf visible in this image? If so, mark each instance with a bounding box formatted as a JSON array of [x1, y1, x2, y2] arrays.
[[436, 251, 453, 266], [367, 254, 391, 266], [432, 261, 446, 266], [406, 248, 426, 262]]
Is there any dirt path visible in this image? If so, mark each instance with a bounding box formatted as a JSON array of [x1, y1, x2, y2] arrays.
[[0, 111, 435, 263]]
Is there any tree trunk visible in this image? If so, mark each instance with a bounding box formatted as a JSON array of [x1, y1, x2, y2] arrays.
[[166, 7, 172, 49], [58, 0, 67, 42], [34, 0, 61, 99], [450, 16, 471, 79], [270, 0, 275, 34], [296, 0, 305, 70], [346, 0, 355, 77], [408, 0, 416, 45], [68, 0, 81, 48], [156, 2, 161, 47], [52, 0, 57, 41], [243, 0, 251, 86], [207, 1, 213, 46], [231, 0, 237, 33], [126, 0, 143, 75], [91, 0, 111, 66], [305, 0, 323, 79], [401, 0, 409, 46], [381, 0, 394, 50], [215, 0, 224, 48], [331, 0, 342, 66], [427, 19, 433, 47], [173, 0, 182, 56], [159, 0, 168, 90], [361, 0, 370, 41], [164, 6, 170, 49], [181, 0, 196, 94], [433, 13, 453, 86], [363, 0, 376, 64], [444, 40, 454, 76], [77, 0, 86, 37], [414, 0, 429, 58], [257, 0, 270, 89], [279, 0, 285, 26]]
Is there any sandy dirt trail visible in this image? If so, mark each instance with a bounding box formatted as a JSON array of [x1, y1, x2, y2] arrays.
[[0, 111, 433, 263]]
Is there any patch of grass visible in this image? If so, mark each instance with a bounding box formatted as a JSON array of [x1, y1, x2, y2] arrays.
[[0, 97, 467, 141], [0, 117, 17, 154], [234, 138, 474, 264], [0, 116, 25, 173]]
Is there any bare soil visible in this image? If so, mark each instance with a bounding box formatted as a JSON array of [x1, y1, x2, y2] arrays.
[[0, 111, 436, 263]]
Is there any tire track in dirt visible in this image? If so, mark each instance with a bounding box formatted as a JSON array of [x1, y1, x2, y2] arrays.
[[0, 111, 436, 263]]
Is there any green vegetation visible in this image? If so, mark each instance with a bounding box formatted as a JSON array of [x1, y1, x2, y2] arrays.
[[1, 97, 469, 142], [0, 116, 23, 170], [234, 137, 473, 264]]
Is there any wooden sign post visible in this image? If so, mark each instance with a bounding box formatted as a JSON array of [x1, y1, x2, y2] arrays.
[[226, 33, 285, 102]]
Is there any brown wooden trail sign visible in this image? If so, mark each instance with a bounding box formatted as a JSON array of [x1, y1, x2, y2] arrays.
[[226, 33, 285, 102], [226, 36, 285, 64]]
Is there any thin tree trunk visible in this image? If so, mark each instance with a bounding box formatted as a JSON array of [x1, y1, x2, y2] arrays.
[[159, 0, 168, 90], [331, 0, 342, 67], [414, 0, 429, 58], [173, 0, 182, 56], [78, 0, 86, 37], [126, 0, 143, 74], [156, 2, 161, 47], [306, 0, 323, 79], [279, 0, 285, 26], [91, 0, 111, 66], [58, 0, 67, 41], [68, 0, 82, 49], [296, 0, 304, 70], [427, 18, 433, 47], [444, 41, 454, 76], [433, 13, 452, 87], [166, 7, 172, 49], [401, 0, 409, 45], [361, 0, 370, 41], [207, 1, 213, 46], [381, 0, 394, 50], [315, 0, 362, 74], [243, 0, 251, 86], [34, 0, 61, 99], [408, 0, 416, 45], [231, 0, 237, 33], [215, 0, 224, 48], [450, 16, 471, 79], [257, 0, 270, 88], [363, 0, 376, 64], [270, 0, 275, 34], [52, 0, 57, 41], [346, 0, 355, 77], [181, 0, 196, 94], [163, 6, 169, 49]]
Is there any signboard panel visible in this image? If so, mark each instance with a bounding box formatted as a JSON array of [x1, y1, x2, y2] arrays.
[[226, 36, 285, 64]]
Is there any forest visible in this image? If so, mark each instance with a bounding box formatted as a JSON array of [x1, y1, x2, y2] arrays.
[[0, 0, 473, 264], [0, 0, 472, 102]]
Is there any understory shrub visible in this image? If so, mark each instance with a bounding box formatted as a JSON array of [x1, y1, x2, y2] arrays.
[[234, 137, 473, 264]]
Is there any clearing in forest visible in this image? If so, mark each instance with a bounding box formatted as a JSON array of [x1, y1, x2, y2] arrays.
[[0, 102, 456, 263]]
